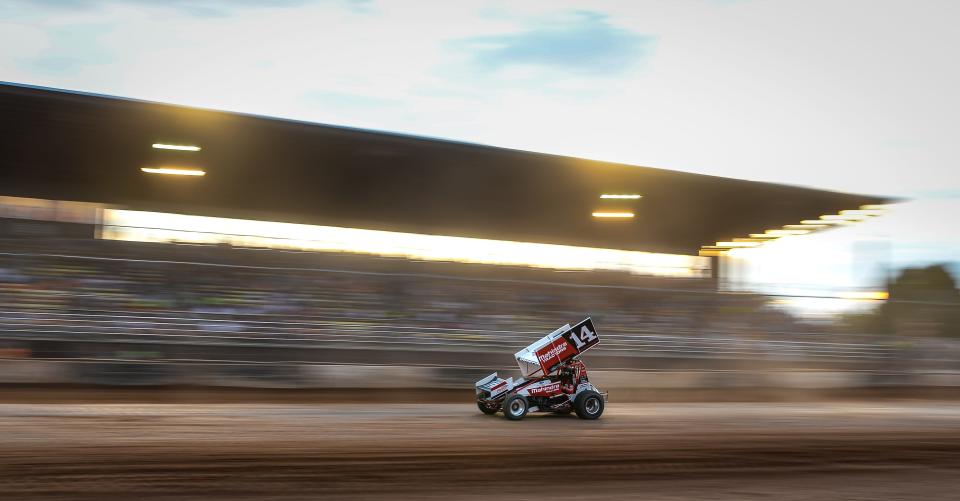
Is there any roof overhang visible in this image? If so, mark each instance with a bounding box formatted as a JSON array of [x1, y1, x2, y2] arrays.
[[0, 82, 893, 256]]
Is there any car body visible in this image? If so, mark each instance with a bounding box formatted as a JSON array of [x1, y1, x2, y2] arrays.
[[475, 318, 607, 420]]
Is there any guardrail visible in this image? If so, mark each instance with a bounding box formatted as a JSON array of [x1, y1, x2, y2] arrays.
[[0, 358, 958, 390]]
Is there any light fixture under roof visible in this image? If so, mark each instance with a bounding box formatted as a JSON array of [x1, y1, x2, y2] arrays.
[[141, 167, 206, 176], [715, 241, 760, 248], [152, 143, 201, 152], [839, 291, 890, 301], [802, 219, 844, 225], [701, 203, 889, 256], [840, 209, 884, 217], [600, 194, 642, 199], [592, 211, 634, 218], [821, 214, 864, 222], [763, 229, 810, 236]]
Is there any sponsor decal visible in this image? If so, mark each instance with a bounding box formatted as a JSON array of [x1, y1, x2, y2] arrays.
[[489, 380, 508, 396], [535, 337, 577, 375], [527, 381, 562, 397]]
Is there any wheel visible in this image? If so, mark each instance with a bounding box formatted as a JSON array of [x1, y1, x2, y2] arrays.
[[477, 400, 498, 415], [573, 390, 604, 420], [502, 394, 528, 420]]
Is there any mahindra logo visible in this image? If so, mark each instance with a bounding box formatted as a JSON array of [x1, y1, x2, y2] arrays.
[[537, 344, 567, 363], [529, 382, 560, 395]]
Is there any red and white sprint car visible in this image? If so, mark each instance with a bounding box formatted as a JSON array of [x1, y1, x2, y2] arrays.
[[475, 318, 607, 420]]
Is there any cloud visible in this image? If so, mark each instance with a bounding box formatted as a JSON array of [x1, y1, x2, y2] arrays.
[[8, 0, 369, 18], [12, 0, 314, 8], [914, 189, 960, 200], [302, 90, 397, 110], [17, 23, 115, 76], [454, 11, 653, 76], [19, 56, 87, 75]]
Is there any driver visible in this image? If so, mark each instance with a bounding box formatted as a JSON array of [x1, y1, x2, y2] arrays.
[[559, 358, 586, 394]]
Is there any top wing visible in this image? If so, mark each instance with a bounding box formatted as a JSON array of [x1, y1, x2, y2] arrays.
[[514, 318, 599, 377]]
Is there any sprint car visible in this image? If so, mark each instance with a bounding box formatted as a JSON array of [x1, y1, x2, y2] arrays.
[[475, 318, 607, 420]]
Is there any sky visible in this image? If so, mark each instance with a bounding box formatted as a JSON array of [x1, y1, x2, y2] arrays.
[[1, 0, 958, 297]]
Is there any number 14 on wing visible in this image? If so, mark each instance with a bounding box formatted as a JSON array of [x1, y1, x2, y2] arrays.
[[563, 318, 599, 352]]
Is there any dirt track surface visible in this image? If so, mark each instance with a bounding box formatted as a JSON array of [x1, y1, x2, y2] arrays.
[[2, 402, 960, 500]]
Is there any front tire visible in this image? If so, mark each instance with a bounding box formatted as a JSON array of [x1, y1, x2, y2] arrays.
[[503, 394, 528, 420], [574, 390, 604, 420], [477, 400, 498, 415]]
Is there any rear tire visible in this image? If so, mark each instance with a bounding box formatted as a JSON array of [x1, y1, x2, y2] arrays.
[[503, 394, 528, 420], [574, 390, 604, 420], [477, 400, 498, 415]]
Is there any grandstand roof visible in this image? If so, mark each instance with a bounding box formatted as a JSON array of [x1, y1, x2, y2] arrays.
[[0, 82, 890, 255]]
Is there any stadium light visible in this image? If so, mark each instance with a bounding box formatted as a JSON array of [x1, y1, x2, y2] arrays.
[[763, 229, 810, 236], [152, 143, 201, 152], [818, 218, 852, 225], [839, 291, 890, 301], [840, 209, 884, 217], [714, 241, 760, 248], [820, 213, 879, 222], [592, 211, 634, 218], [141, 167, 206, 176], [801, 219, 845, 225], [708, 204, 888, 257], [599, 194, 642, 199]]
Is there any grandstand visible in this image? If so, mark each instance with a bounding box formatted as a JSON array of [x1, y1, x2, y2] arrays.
[[0, 238, 924, 373], [4, 81, 946, 390]]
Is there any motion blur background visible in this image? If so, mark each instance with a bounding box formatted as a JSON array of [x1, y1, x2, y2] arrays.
[[1, 1, 959, 499], [1, 82, 956, 395], [1, 0, 958, 396]]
